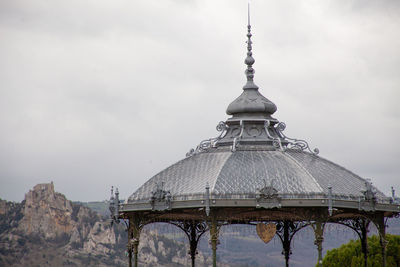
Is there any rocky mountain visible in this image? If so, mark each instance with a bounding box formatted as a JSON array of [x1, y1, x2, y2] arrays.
[[1, 183, 399, 267], [0, 183, 213, 267]]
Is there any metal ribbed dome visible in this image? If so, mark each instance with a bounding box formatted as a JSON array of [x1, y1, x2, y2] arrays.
[[123, 12, 396, 214], [128, 148, 385, 202]]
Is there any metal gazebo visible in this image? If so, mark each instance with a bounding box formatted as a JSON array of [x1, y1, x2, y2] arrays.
[[110, 14, 400, 267]]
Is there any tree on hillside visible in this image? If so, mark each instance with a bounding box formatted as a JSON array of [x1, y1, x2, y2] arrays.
[[322, 234, 400, 267]]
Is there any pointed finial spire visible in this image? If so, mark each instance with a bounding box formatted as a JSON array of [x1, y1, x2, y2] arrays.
[[244, 2, 258, 90], [248, 2, 250, 25], [226, 3, 277, 117]]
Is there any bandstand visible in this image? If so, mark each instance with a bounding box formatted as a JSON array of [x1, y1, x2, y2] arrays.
[[110, 11, 400, 267]]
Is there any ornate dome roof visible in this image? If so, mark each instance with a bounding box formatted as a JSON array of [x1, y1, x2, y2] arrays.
[[124, 16, 395, 213], [112, 13, 399, 267], [128, 148, 385, 202]]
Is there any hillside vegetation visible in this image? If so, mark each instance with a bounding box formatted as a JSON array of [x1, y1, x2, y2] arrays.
[[323, 234, 400, 267]]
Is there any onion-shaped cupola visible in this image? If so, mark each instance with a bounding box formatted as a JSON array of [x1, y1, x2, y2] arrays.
[[215, 13, 288, 150], [226, 11, 277, 119]]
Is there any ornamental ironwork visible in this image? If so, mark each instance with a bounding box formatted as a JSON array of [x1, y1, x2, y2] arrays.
[[109, 186, 120, 225], [256, 179, 281, 209], [186, 121, 228, 157], [273, 121, 319, 155], [150, 182, 172, 211]]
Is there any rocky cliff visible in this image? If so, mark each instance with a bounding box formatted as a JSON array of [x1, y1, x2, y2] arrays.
[[2, 183, 398, 267], [0, 183, 211, 267]]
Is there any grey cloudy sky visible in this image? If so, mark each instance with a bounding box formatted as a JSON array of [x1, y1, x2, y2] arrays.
[[0, 0, 399, 202]]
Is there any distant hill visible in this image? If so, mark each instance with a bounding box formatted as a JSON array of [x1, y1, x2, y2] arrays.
[[0, 183, 213, 267], [73, 201, 111, 217], [1, 183, 399, 267]]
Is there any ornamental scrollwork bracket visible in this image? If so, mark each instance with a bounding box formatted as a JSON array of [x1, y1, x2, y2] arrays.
[[264, 120, 284, 151], [150, 182, 172, 211], [272, 121, 319, 155], [186, 121, 229, 157]]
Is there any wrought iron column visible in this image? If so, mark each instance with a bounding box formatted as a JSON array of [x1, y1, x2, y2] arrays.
[[276, 221, 308, 267], [171, 221, 208, 267], [127, 221, 133, 267], [369, 213, 388, 267], [312, 221, 325, 267], [128, 216, 144, 267], [377, 215, 387, 267], [127, 231, 132, 267], [360, 219, 370, 267], [132, 224, 140, 267], [336, 218, 370, 267], [282, 221, 290, 267], [189, 221, 207, 267], [189, 224, 197, 267], [209, 216, 220, 267]]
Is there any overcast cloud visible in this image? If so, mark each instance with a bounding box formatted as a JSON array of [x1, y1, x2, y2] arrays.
[[0, 0, 399, 202]]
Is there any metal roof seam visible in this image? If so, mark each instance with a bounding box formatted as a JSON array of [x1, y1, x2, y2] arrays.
[[212, 151, 234, 193], [307, 151, 385, 196], [283, 151, 324, 193]]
